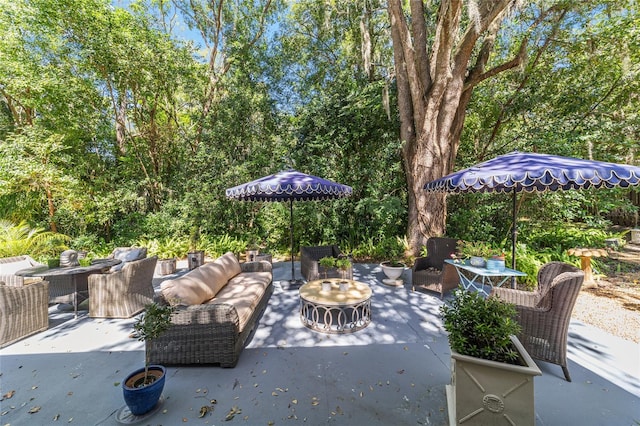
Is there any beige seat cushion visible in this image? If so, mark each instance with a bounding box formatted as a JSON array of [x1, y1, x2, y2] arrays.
[[209, 271, 272, 331]]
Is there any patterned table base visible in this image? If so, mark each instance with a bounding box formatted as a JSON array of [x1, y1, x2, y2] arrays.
[[299, 298, 371, 334]]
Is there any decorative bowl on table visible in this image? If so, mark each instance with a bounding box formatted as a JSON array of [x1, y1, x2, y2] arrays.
[[468, 256, 486, 268]]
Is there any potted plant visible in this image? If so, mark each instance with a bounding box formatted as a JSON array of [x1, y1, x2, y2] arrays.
[[335, 257, 351, 290], [380, 260, 406, 286], [486, 252, 506, 272], [148, 237, 186, 276], [318, 256, 335, 291], [457, 240, 494, 267], [122, 303, 175, 416], [440, 290, 541, 425], [187, 226, 205, 270]]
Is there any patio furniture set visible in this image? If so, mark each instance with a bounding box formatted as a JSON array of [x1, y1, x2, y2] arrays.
[[1, 240, 583, 382], [0, 247, 155, 347]]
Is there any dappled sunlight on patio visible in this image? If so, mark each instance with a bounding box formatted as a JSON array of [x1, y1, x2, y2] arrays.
[[1, 261, 638, 425]]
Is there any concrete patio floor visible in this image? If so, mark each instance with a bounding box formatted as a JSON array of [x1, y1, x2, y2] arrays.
[[1, 261, 638, 425]]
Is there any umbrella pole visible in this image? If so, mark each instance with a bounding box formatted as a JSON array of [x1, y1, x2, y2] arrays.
[[290, 198, 295, 282], [511, 191, 517, 288]]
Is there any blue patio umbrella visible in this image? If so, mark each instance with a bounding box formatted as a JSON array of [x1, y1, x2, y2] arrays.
[[423, 151, 640, 269], [226, 169, 353, 284]]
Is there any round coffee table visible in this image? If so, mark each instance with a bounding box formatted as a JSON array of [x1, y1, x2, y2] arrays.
[[299, 279, 372, 334]]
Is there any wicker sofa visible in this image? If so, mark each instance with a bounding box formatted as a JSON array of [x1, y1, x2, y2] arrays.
[[149, 252, 273, 367], [0, 280, 49, 347]]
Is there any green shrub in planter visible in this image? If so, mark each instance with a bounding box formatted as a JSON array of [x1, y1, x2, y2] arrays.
[[440, 290, 521, 364]]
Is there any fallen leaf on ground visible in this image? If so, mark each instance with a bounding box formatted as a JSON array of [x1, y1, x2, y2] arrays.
[[199, 405, 212, 417], [2, 390, 15, 400], [225, 405, 242, 421], [28, 406, 41, 414]]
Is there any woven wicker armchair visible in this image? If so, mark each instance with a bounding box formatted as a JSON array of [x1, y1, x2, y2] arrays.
[[411, 237, 459, 298], [491, 262, 584, 381], [0, 280, 49, 347], [0, 255, 44, 287], [300, 245, 353, 282], [88, 256, 157, 318]]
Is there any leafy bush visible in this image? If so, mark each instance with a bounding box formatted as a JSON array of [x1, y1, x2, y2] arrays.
[[440, 290, 522, 364], [0, 220, 70, 259], [200, 233, 248, 258], [136, 237, 189, 259]]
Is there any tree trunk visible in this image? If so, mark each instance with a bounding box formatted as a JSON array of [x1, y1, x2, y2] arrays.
[[388, 0, 548, 256]]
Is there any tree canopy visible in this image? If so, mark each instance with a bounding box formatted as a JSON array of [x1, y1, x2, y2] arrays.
[[0, 0, 638, 258]]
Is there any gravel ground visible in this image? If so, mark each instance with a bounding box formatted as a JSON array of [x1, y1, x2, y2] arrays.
[[572, 287, 640, 343], [571, 246, 640, 343]]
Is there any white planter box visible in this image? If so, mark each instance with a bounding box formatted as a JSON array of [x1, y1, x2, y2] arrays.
[[446, 335, 541, 426]]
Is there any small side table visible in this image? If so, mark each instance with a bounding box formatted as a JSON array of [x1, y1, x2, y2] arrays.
[[567, 247, 607, 287]]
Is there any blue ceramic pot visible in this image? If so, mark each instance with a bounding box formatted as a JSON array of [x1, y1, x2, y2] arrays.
[[486, 259, 506, 272], [122, 365, 166, 416]]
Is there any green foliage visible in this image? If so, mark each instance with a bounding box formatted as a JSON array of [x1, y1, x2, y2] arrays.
[[318, 256, 336, 280], [335, 257, 351, 271], [318, 256, 336, 269], [133, 302, 175, 383], [136, 237, 188, 259], [347, 236, 407, 263], [1, 0, 639, 273], [0, 220, 70, 259], [457, 240, 496, 259], [200, 234, 249, 258], [440, 290, 522, 364]]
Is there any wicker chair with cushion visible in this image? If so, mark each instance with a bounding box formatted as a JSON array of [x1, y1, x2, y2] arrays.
[[491, 262, 584, 381], [88, 256, 158, 318], [411, 237, 460, 298], [0, 280, 49, 347], [300, 245, 353, 282], [0, 255, 44, 287]]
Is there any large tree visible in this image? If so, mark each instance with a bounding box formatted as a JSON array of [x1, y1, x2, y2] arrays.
[[388, 0, 571, 255]]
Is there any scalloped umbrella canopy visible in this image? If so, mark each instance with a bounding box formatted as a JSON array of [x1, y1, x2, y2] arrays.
[[423, 151, 640, 268], [226, 169, 353, 283]]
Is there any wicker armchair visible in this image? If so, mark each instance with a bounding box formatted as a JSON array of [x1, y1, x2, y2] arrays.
[[300, 245, 353, 282], [88, 256, 158, 318], [0, 255, 44, 287], [491, 262, 584, 381], [0, 280, 49, 347], [411, 237, 459, 298]]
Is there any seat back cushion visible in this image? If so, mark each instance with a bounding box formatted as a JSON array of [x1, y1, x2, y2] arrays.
[[110, 247, 147, 272], [160, 262, 222, 305], [0, 258, 34, 275], [213, 252, 242, 282]]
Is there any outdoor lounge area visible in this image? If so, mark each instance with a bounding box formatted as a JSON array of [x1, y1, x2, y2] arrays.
[[1, 260, 638, 425]]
